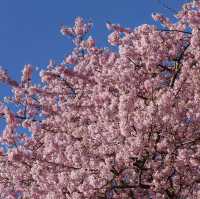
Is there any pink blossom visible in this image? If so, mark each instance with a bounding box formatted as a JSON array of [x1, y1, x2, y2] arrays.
[[4, 108, 16, 127], [22, 64, 32, 82], [64, 54, 78, 65], [60, 26, 74, 36], [108, 31, 121, 46], [85, 36, 95, 48], [0, 2, 200, 198]]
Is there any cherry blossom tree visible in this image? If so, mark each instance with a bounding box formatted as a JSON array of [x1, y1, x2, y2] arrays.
[[0, 1, 200, 198]]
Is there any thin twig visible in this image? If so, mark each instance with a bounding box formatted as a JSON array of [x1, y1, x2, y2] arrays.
[[154, 0, 178, 14], [158, 29, 192, 35]]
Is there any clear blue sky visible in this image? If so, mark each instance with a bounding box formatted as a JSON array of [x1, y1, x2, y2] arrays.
[[0, 0, 188, 80]]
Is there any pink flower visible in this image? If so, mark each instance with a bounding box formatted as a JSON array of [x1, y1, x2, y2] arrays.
[[108, 31, 121, 46], [85, 36, 95, 48], [22, 64, 32, 82], [64, 54, 78, 64], [60, 26, 74, 36], [4, 108, 16, 127]]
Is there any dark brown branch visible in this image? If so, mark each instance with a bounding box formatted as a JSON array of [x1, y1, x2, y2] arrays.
[[127, 57, 143, 69], [169, 63, 181, 88], [158, 29, 192, 35], [169, 43, 190, 88]]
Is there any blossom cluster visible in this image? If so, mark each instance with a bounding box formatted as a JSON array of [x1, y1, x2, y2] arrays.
[[0, 1, 200, 198]]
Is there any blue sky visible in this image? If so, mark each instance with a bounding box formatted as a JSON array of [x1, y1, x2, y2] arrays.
[[0, 0, 188, 80]]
